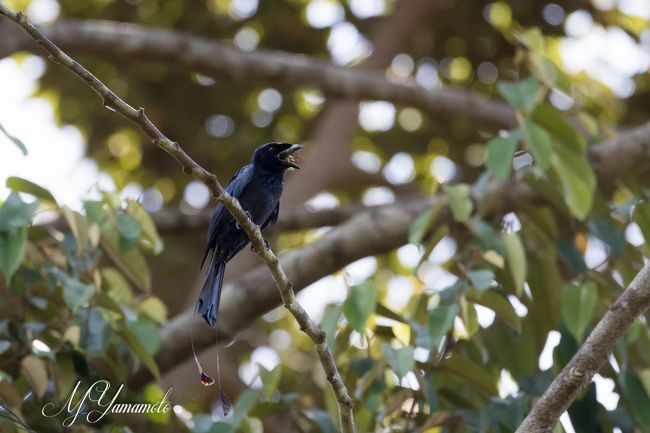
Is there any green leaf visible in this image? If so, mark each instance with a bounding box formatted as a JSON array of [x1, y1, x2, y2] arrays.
[[408, 200, 444, 245], [127, 201, 164, 254], [428, 304, 459, 349], [0, 340, 11, 356], [439, 355, 498, 395], [6, 177, 56, 204], [320, 304, 343, 353], [486, 135, 518, 181], [101, 229, 151, 291], [501, 233, 526, 296], [342, 282, 377, 333], [53, 269, 95, 312], [470, 290, 521, 332], [116, 213, 142, 251], [551, 145, 596, 220], [620, 373, 650, 431], [532, 104, 585, 152], [122, 328, 160, 379], [522, 120, 552, 171], [468, 269, 495, 293], [82, 308, 112, 357], [62, 206, 89, 254], [259, 364, 282, 399], [382, 344, 414, 379], [102, 267, 134, 305], [143, 384, 171, 424], [137, 297, 168, 324], [0, 122, 27, 155], [445, 183, 473, 222], [561, 282, 598, 343], [0, 227, 27, 283], [129, 316, 160, 355], [632, 201, 650, 246], [231, 388, 261, 431], [0, 191, 38, 231], [498, 77, 541, 114]]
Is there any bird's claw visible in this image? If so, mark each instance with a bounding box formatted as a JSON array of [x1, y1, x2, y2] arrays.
[[251, 239, 271, 253], [236, 211, 253, 230]]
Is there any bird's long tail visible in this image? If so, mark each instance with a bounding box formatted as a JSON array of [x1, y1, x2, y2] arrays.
[[197, 259, 226, 328]]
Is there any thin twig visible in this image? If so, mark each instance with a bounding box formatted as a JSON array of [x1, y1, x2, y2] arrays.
[[0, 4, 355, 432]]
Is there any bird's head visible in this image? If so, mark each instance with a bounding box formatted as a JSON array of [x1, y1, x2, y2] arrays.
[[252, 142, 304, 170]]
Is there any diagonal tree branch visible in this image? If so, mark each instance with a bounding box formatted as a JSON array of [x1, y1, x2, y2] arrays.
[[0, 18, 515, 130], [0, 4, 356, 433], [516, 262, 650, 433]]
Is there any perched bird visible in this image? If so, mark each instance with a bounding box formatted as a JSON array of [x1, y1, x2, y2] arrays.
[[197, 142, 303, 328]]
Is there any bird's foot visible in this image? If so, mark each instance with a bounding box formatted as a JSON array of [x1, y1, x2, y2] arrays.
[[251, 239, 271, 253], [236, 211, 253, 230]]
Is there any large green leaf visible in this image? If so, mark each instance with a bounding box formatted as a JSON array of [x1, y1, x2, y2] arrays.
[[486, 135, 519, 181], [0, 191, 38, 231], [561, 282, 598, 343], [259, 364, 282, 399], [470, 290, 521, 332], [501, 233, 526, 296], [0, 227, 27, 283], [532, 104, 585, 152], [342, 282, 377, 333], [127, 201, 164, 254], [445, 183, 473, 222], [550, 145, 596, 220], [468, 269, 495, 293], [498, 77, 541, 114], [427, 304, 459, 349], [522, 119, 552, 171], [116, 213, 142, 251], [122, 328, 160, 379], [101, 229, 151, 291], [620, 373, 650, 432], [439, 356, 498, 395], [383, 345, 414, 380], [6, 177, 56, 204], [321, 303, 343, 352]]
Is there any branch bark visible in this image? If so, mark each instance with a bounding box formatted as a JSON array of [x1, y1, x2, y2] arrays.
[[0, 5, 356, 432], [0, 18, 515, 130], [515, 263, 650, 433]]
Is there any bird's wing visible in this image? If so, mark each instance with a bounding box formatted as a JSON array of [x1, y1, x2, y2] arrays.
[[201, 164, 254, 268], [261, 202, 280, 230]]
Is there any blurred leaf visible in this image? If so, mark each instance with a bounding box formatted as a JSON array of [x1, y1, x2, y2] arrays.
[[0, 191, 38, 231], [321, 303, 343, 353], [427, 304, 459, 349], [142, 384, 171, 424], [561, 282, 598, 343], [308, 410, 338, 433], [532, 104, 585, 152], [460, 297, 479, 338], [101, 229, 151, 291], [0, 121, 27, 155], [416, 224, 449, 270], [445, 183, 473, 222], [82, 308, 112, 356], [383, 345, 414, 379], [470, 290, 521, 332], [116, 213, 141, 251], [127, 200, 164, 254], [498, 77, 541, 114], [620, 373, 650, 431], [491, 396, 526, 430], [122, 328, 160, 378], [62, 206, 89, 254], [6, 177, 56, 204], [409, 201, 444, 245], [0, 226, 27, 283], [129, 316, 160, 355], [551, 145, 596, 220], [52, 269, 95, 312], [137, 297, 168, 324], [439, 356, 498, 395], [0, 340, 10, 356], [342, 282, 377, 333], [501, 232, 526, 296], [522, 119, 552, 171], [588, 220, 626, 257], [259, 364, 282, 399], [468, 269, 494, 293], [102, 267, 134, 305], [633, 201, 650, 246], [20, 355, 47, 399], [486, 135, 518, 181], [231, 389, 262, 432]]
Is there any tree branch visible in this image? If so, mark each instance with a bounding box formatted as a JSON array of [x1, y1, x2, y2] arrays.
[[0, 5, 355, 432], [515, 263, 650, 433], [0, 18, 515, 130]]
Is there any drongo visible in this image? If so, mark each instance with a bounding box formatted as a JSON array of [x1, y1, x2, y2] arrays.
[[197, 142, 303, 328]]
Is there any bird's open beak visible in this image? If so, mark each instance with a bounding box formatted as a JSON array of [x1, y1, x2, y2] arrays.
[[278, 144, 304, 169]]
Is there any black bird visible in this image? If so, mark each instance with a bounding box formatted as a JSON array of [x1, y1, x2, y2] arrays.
[[197, 142, 303, 328]]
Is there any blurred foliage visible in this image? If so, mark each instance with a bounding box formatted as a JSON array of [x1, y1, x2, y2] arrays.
[[1, 0, 650, 432]]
